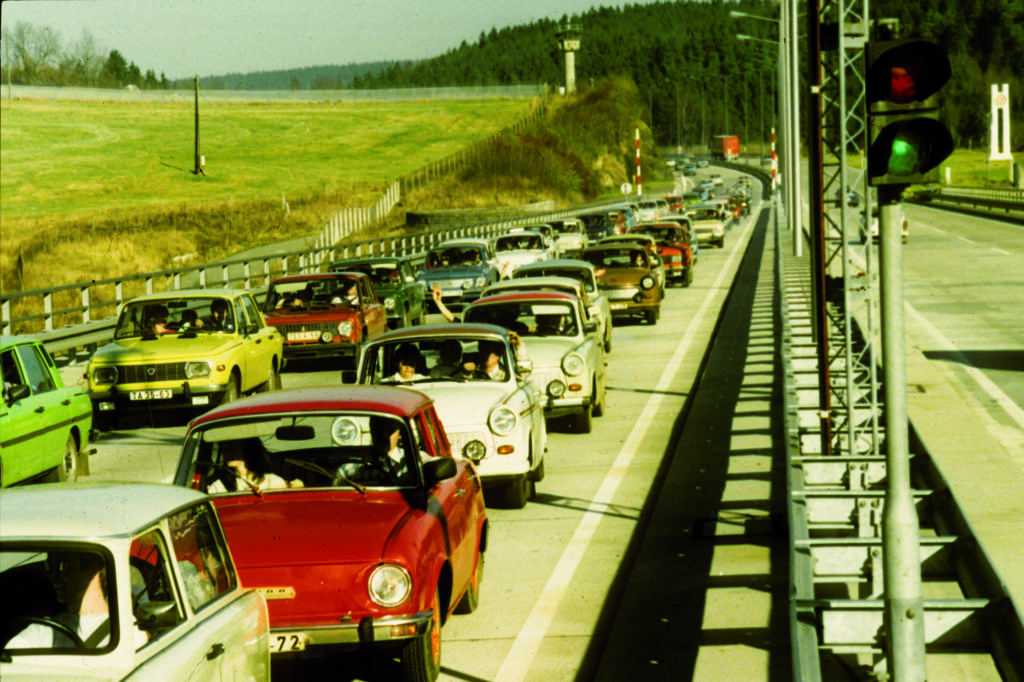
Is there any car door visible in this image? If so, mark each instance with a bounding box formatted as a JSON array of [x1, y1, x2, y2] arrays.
[[359, 278, 387, 338], [403, 261, 426, 321], [0, 342, 69, 485], [235, 295, 272, 393]]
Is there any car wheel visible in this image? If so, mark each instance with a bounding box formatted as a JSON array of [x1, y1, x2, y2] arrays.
[[644, 309, 657, 325], [392, 309, 406, 330], [717, 236, 726, 248], [45, 433, 79, 483], [400, 590, 442, 682], [592, 380, 605, 418], [531, 457, 546, 483], [604, 331, 612, 353], [575, 404, 593, 434], [684, 267, 693, 287], [93, 412, 116, 432], [257, 364, 281, 393], [454, 550, 484, 615], [501, 475, 529, 509], [220, 375, 239, 406]]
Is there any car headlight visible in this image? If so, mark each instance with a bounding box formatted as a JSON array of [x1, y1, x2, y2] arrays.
[[320, 331, 334, 343], [368, 564, 412, 607], [185, 361, 211, 379], [474, 277, 487, 288], [562, 353, 585, 377], [547, 380, 566, 398], [337, 321, 353, 336], [384, 297, 396, 310], [488, 406, 518, 436], [640, 276, 656, 290], [92, 366, 118, 385], [670, 255, 682, 263], [463, 440, 487, 462], [331, 417, 361, 445]]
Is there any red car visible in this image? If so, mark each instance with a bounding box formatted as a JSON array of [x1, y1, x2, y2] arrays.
[[630, 222, 696, 287], [172, 386, 488, 682], [262, 272, 386, 359]]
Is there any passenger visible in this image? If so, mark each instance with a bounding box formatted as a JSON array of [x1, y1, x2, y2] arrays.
[[386, 344, 426, 382], [180, 309, 202, 329], [430, 339, 463, 378], [6, 551, 113, 649], [335, 417, 408, 486], [532, 313, 569, 336], [207, 439, 299, 493], [205, 299, 232, 330], [456, 340, 508, 381], [146, 305, 170, 334], [336, 281, 359, 305]]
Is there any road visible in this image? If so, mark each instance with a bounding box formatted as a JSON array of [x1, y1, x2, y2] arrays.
[[62, 167, 763, 680]]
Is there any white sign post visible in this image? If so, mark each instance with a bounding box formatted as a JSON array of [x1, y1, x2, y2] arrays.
[[990, 84, 1013, 163]]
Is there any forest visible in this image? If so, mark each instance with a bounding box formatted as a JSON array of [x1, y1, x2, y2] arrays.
[[3, 0, 1021, 149]]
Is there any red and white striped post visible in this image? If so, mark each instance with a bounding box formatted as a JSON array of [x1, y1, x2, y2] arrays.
[[770, 127, 778, 193], [636, 128, 642, 197]]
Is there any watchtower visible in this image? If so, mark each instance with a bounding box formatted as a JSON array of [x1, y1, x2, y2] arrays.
[[556, 23, 582, 95]]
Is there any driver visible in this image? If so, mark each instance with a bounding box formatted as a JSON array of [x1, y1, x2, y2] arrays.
[[7, 551, 112, 649]]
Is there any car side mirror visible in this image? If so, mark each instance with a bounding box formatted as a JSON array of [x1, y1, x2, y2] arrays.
[[6, 383, 31, 404], [137, 601, 180, 632], [515, 359, 533, 380], [340, 369, 357, 384], [423, 457, 458, 486], [583, 320, 598, 334]]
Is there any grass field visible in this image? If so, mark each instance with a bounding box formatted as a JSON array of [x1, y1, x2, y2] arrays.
[[0, 97, 534, 222]]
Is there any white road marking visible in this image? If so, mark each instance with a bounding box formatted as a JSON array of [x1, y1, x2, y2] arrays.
[[493, 204, 762, 682], [991, 247, 1012, 256], [905, 301, 1024, 456]]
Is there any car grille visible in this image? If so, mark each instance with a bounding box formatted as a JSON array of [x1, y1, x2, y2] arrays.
[[119, 363, 187, 384], [605, 288, 640, 301], [275, 322, 338, 336], [447, 430, 490, 457]]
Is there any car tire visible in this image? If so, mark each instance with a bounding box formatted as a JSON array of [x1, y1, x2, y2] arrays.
[[400, 590, 442, 682], [604, 332, 612, 353], [45, 433, 79, 483], [684, 267, 693, 287], [220, 375, 239, 406], [93, 413, 117, 432], [501, 475, 529, 510], [531, 457, 546, 483], [644, 309, 657, 326], [717, 236, 726, 249], [392, 309, 406, 330], [257, 364, 281, 393], [592, 380, 605, 418], [575, 404, 593, 434], [454, 550, 484, 615]]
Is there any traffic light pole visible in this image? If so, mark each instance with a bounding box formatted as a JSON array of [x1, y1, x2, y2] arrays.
[[878, 184, 927, 680]]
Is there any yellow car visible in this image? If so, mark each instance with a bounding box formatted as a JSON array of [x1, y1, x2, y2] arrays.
[[87, 289, 283, 429]]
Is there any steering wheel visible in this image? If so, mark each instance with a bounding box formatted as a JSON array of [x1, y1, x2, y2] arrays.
[[4, 616, 85, 648], [360, 459, 400, 484]]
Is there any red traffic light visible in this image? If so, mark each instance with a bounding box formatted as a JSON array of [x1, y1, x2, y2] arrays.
[[867, 40, 951, 108]]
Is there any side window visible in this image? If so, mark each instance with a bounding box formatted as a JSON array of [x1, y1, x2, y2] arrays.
[[233, 301, 248, 334], [167, 504, 237, 613], [360, 279, 374, 303], [239, 296, 262, 332], [130, 530, 181, 647], [2, 348, 25, 403], [15, 344, 56, 395]]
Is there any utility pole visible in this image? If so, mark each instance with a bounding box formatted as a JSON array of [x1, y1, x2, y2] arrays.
[[192, 75, 204, 176]]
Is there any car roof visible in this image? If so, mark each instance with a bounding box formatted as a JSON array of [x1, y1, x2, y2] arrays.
[[188, 385, 433, 429], [368, 323, 512, 345], [0, 335, 45, 349], [497, 230, 544, 238], [271, 272, 361, 284], [0, 482, 207, 539], [330, 257, 406, 266], [469, 291, 576, 305], [487, 276, 581, 290], [123, 289, 243, 303], [515, 258, 596, 272], [435, 238, 490, 248]]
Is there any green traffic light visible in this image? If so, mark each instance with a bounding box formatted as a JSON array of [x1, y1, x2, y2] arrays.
[[888, 137, 920, 176]]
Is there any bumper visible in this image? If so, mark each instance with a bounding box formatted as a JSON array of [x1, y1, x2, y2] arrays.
[[608, 301, 659, 317], [543, 395, 590, 419], [271, 610, 432, 652], [447, 429, 532, 478], [91, 382, 227, 412], [282, 341, 360, 359]]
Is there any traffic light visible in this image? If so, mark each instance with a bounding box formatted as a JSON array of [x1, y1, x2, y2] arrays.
[[866, 39, 954, 186]]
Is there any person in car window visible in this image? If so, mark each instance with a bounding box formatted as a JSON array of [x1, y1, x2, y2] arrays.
[[204, 299, 232, 330], [387, 344, 426, 382], [145, 305, 170, 335], [7, 551, 112, 649], [207, 439, 298, 493], [430, 340, 463, 378]]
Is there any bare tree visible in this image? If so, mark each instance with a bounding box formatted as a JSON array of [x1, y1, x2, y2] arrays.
[[5, 21, 62, 84], [64, 29, 105, 85]]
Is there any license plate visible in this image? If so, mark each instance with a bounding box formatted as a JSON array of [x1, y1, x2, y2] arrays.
[[287, 331, 320, 341], [442, 289, 462, 297], [610, 303, 628, 310], [129, 389, 172, 400], [269, 632, 307, 653]]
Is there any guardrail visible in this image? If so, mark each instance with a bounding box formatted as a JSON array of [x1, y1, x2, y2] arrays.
[[913, 185, 1024, 215]]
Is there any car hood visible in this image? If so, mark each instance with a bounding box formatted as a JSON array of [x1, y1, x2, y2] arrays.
[[519, 336, 579, 367], [403, 382, 509, 429], [599, 270, 649, 287], [212, 492, 414, 569], [418, 266, 487, 279], [264, 306, 360, 324], [92, 334, 240, 363]]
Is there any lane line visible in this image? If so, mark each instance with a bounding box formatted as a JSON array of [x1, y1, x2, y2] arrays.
[[493, 204, 762, 682]]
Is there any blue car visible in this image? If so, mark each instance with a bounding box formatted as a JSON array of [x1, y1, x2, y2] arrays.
[[417, 238, 501, 310], [577, 212, 614, 242]]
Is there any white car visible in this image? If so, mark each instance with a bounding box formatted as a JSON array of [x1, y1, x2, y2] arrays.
[[512, 259, 613, 353], [493, 231, 550, 276], [355, 325, 546, 509], [636, 199, 661, 223], [465, 291, 607, 433], [685, 202, 728, 248], [548, 219, 588, 257], [0, 482, 270, 680], [512, 224, 560, 257]]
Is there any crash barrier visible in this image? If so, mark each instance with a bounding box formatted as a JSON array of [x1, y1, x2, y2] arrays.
[[0, 208, 578, 356], [776, 205, 1024, 679], [912, 185, 1024, 217]]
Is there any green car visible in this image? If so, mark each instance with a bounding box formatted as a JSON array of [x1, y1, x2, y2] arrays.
[[329, 257, 427, 329], [1, 336, 93, 486]]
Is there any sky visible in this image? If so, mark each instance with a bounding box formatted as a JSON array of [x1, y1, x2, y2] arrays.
[[1, 0, 663, 80]]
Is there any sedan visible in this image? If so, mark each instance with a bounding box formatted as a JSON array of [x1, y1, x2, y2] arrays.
[[581, 245, 663, 325], [2, 336, 93, 486], [0, 482, 270, 679], [173, 386, 487, 682], [512, 259, 613, 353], [493, 231, 551, 276], [354, 324, 546, 508], [464, 291, 606, 433], [417, 239, 501, 310]]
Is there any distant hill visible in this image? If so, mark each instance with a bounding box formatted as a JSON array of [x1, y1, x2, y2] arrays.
[[185, 61, 395, 90]]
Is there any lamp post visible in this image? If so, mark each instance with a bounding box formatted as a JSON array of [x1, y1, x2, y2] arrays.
[[681, 74, 707, 154]]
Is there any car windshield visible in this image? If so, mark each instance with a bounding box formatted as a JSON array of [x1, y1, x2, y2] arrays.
[[426, 246, 484, 268], [635, 227, 678, 243], [551, 221, 581, 234], [335, 263, 400, 288], [1, 546, 118, 655], [496, 234, 544, 252], [185, 414, 425, 493], [583, 248, 650, 269], [466, 301, 579, 338], [364, 337, 518, 384], [115, 298, 235, 339], [688, 209, 720, 221], [265, 278, 356, 310]]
